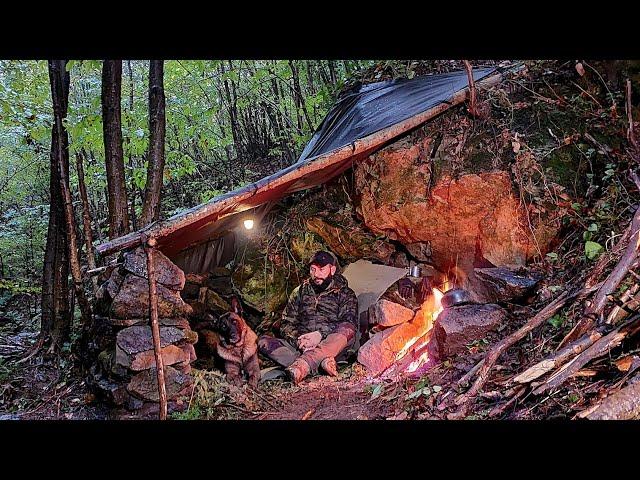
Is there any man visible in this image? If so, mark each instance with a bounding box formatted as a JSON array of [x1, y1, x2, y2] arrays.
[[257, 251, 358, 384]]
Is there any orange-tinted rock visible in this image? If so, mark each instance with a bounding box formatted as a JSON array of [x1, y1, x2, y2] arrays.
[[370, 299, 415, 327], [116, 343, 193, 371], [357, 307, 431, 375], [354, 129, 563, 276]]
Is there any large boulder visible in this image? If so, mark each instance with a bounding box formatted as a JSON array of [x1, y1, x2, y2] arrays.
[[429, 303, 508, 359], [354, 125, 565, 277], [123, 246, 185, 291], [109, 274, 193, 319]]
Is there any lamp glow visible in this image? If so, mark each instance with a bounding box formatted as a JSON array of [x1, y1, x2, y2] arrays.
[[243, 219, 254, 230]]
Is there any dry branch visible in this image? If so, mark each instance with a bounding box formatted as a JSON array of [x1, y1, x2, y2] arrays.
[[533, 314, 640, 396], [560, 175, 640, 347], [584, 375, 640, 420], [144, 236, 168, 420], [453, 285, 598, 408], [512, 328, 605, 384]]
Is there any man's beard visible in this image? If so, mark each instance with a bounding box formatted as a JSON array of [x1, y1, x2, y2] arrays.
[[311, 274, 333, 293]]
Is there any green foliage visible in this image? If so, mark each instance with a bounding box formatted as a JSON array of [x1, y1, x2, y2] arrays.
[[584, 240, 604, 260], [170, 405, 203, 420], [548, 314, 566, 329]]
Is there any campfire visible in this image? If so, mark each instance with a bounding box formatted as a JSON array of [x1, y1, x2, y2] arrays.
[[358, 274, 452, 380]]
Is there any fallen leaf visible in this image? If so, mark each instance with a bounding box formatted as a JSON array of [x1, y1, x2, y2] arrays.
[[576, 63, 585, 76]]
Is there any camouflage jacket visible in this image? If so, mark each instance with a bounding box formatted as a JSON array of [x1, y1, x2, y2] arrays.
[[278, 273, 358, 346]]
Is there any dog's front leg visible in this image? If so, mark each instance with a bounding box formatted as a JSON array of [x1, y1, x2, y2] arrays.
[[245, 353, 261, 388], [224, 361, 243, 386]]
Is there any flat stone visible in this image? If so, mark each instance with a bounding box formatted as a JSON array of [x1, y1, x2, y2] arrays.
[[370, 299, 415, 327], [110, 274, 193, 319], [430, 303, 507, 359], [123, 246, 186, 291], [127, 366, 192, 402], [475, 267, 541, 303], [107, 317, 190, 329], [116, 343, 195, 371], [116, 325, 186, 355]]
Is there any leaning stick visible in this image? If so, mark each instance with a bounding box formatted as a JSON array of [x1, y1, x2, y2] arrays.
[[144, 235, 168, 420], [559, 171, 640, 347]]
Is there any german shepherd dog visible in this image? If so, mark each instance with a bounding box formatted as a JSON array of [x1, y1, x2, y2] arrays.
[[215, 297, 260, 387]]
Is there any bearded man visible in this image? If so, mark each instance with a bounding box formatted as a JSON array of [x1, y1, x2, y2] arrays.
[[257, 251, 358, 384]]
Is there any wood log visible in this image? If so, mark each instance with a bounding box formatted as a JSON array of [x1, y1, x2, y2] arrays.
[[533, 314, 640, 396], [453, 284, 599, 407], [584, 375, 640, 420], [512, 328, 605, 384]]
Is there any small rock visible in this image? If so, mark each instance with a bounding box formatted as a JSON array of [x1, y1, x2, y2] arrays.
[[370, 299, 415, 327], [116, 325, 187, 356], [199, 287, 230, 313], [475, 267, 541, 303]]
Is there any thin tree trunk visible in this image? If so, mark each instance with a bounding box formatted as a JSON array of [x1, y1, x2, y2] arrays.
[[49, 60, 93, 331], [139, 60, 166, 227], [75, 149, 98, 293], [101, 59, 130, 238], [126, 60, 137, 231], [42, 60, 71, 351]]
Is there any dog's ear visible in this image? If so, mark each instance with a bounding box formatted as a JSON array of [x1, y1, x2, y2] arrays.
[[230, 296, 243, 316]]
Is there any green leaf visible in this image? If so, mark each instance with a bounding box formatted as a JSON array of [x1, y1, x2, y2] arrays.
[[546, 252, 558, 261], [548, 314, 565, 328], [585, 241, 604, 260]]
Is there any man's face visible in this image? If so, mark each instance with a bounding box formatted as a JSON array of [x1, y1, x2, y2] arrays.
[[310, 263, 336, 285]]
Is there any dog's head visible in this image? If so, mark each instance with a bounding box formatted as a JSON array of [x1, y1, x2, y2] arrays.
[[216, 297, 246, 345]]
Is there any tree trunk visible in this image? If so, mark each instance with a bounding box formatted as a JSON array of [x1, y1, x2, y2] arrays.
[[49, 60, 93, 334], [126, 60, 138, 231], [139, 60, 166, 228], [101, 59, 130, 239], [75, 149, 98, 293], [41, 59, 71, 351]]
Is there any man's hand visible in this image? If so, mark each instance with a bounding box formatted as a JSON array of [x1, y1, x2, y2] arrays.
[[297, 331, 322, 351]]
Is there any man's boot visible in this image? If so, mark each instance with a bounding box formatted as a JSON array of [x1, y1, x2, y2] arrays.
[[320, 357, 338, 377], [285, 358, 311, 385]]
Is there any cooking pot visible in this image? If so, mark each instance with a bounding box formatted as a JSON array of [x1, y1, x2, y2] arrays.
[[440, 288, 473, 308]]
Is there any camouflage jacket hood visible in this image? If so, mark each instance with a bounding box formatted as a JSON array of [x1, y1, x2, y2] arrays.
[[278, 273, 358, 345]]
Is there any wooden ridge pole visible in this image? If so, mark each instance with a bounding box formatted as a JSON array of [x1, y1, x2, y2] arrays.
[[143, 234, 168, 420]]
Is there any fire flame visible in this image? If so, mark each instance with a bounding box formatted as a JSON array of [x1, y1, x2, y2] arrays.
[[394, 280, 448, 375]]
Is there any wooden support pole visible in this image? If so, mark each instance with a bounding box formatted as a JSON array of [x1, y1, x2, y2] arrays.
[[463, 60, 478, 117], [144, 235, 168, 420]]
